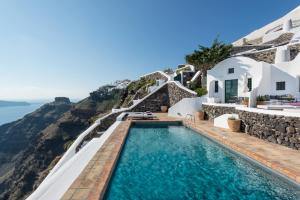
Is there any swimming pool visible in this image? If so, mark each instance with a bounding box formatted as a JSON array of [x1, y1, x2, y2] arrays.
[[104, 123, 300, 200]]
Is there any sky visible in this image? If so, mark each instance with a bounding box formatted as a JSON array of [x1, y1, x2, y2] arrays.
[[0, 0, 299, 101]]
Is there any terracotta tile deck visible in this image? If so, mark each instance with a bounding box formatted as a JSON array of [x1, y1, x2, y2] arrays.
[[61, 113, 300, 200], [183, 117, 300, 185], [61, 121, 132, 200]]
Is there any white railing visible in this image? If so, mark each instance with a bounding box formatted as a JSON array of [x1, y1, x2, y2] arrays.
[[44, 122, 99, 180], [44, 110, 121, 181], [27, 121, 122, 200]]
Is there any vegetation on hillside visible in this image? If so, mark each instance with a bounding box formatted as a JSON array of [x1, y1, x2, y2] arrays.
[[194, 87, 208, 97], [122, 78, 156, 107], [185, 38, 232, 87]]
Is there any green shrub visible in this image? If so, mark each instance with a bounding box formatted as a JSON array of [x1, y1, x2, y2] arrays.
[[243, 97, 249, 101], [256, 95, 266, 101], [190, 82, 201, 90], [194, 87, 207, 97], [228, 115, 237, 120]]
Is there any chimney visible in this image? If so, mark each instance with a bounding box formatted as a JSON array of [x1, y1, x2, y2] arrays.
[[275, 46, 290, 63], [283, 19, 292, 32]]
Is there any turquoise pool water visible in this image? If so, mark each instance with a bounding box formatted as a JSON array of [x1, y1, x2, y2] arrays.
[[104, 123, 300, 200]]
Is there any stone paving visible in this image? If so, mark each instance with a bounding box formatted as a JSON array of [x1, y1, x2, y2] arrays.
[[61, 121, 131, 200], [184, 118, 300, 185], [61, 113, 300, 200]]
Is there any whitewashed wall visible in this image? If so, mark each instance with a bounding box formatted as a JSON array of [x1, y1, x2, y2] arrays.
[[168, 97, 206, 118], [207, 57, 264, 103], [207, 52, 300, 102], [274, 53, 300, 99]]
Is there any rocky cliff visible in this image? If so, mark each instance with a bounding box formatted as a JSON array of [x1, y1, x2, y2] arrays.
[[0, 83, 127, 200]]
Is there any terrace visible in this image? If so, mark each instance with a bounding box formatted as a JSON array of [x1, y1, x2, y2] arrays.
[[59, 113, 299, 200]]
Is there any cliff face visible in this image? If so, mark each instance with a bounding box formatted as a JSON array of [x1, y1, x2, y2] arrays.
[[0, 84, 127, 200], [0, 100, 73, 177]]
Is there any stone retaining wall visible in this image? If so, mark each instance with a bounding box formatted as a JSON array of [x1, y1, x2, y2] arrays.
[[168, 82, 196, 106], [142, 71, 168, 82], [202, 104, 300, 150], [202, 104, 237, 120], [242, 49, 276, 64], [132, 82, 196, 112], [131, 84, 169, 112], [289, 43, 300, 61], [246, 37, 263, 45], [263, 33, 294, 45], [231, 45, 271, 55]]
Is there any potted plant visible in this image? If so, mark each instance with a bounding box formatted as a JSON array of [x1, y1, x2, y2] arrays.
[[194, 87, 208, 97], [256, 95, 266, 106], [160, 94, 168, 112], [242, 97, 249, 107], [195, 111, 205, 120], [227, 115, 241, 132], [160, 106, 168, 112]]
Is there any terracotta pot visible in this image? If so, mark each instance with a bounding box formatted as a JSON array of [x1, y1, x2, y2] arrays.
[[227, 119, 241, 132], [242, 100, 249, 107], [195, 111, 205, 121], [256, 101, 265, 106], [160, 106, 168, 112]]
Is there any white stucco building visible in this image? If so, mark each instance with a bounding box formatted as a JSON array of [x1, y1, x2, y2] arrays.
[[207, 5, 300, 104]]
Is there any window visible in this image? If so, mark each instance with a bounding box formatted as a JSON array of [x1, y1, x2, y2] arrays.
[[247, 78, 252, 92], [214, 81, 219, 93], [276, 81, 285, 90], [228, 68, 234, 74]]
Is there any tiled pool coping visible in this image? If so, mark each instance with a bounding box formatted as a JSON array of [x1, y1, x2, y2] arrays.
[[61, 113, 300, 200], [184, 120, 300, 187], [184, 121, 300, 187], [61, 121, 132, 200]]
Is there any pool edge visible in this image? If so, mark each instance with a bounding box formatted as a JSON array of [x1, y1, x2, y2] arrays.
[[63, 118, 300, 200], [184, 122, 300, 189]]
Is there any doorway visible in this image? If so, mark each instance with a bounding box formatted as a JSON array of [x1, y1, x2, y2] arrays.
[[225, 79, 238, 103]]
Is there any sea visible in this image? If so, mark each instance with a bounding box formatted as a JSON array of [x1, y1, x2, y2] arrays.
[[0, 102, 45, 126]]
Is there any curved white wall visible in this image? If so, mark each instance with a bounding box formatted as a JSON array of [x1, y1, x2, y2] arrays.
[[168, 97, 206, 118], [275, 52, 300, 99]]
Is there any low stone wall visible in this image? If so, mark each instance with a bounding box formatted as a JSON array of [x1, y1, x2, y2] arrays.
[[231, 45, 271, 55], [289, 43, 300, 61], [242, 49, 276, 64], [202, 104, 300, 150], [239, 111, 300, 150], [246, 37, 263, 45], [202, 104, 237, 120], [142, 71, 168, 82], [263, 33, 294, 45]]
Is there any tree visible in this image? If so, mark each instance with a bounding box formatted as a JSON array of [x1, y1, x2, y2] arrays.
[[185, 38, 232, 87]]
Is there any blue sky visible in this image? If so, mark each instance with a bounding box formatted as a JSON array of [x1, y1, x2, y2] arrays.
[[0, 0, 299, 100]]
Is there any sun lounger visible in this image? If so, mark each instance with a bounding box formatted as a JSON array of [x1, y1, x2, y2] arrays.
[[127, 112, 157, 120]]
